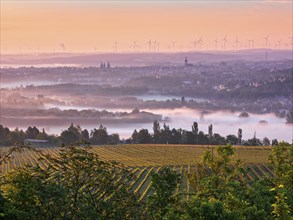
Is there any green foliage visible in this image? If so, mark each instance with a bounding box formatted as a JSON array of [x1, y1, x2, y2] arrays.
[[269, 142, 293, 219], [166, 197, 237, 220], [136, 129, 152, 144], [190, 145, 246, 200], [186, 144, 278, 219], [269, 142, 293, 188], [60, 123, 81, 145], [1, 144, 293, 219], [270, 185, 291, 220], [1, 144, 142, 220], [90, 124, 108, 145], [147, 167, 180, 219]]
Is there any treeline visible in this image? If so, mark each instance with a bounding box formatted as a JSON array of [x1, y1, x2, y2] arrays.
[[0, 124, 119, 146], [0, 143, 292, 219], [0, 121, 281, 147], [130, 121, 279, 146]]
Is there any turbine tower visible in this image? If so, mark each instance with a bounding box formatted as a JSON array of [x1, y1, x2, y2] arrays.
[[221, 35, 227, 50], [248, 39, 254, 49], [214, 38, 218, 50], [277, 40, 281, 49], [113, 41, 118, 53], [264, 36, 269, 62], [234, 37, 240, 50], [192, 40, 197, 51], [172, 41, 176, 51], [147, 40, 152, 52], [153, 41, 157, 52], [199, 36, 204, 50], [133, 41, 137, 52]]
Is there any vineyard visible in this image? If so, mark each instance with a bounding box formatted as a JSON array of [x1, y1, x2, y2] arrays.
[[0, 144, 274, 200]]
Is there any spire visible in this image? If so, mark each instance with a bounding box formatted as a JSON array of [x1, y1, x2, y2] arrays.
[[185, 57, 188, 66]]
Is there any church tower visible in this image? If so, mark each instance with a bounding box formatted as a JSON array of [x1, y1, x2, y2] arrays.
[[184, 57, 188, 66]]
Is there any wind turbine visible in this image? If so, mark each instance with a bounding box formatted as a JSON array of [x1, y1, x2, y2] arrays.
[[221, 35, 227, 50], [234, 37, 240, 50], [113, 41, 118, 53], [147, 40, 152, 52], [277, 40, 281, 49], [264, 36, 269, 48], [133, 41, 137, 52], [248, 39, 254, 49], [153, 41, 157, 51], [198, 36, 204, 50], [214, 38, 218, 50], [172, 41, 176, 51], [191, 40, 197, 51], [264, 36, 269, 61], [288, 37, 293, 48]]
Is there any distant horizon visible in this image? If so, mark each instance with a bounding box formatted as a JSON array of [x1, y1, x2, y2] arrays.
[[1, 48, 292, 56]]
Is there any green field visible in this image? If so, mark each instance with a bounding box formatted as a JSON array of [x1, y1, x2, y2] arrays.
[[0, 144, 274, 200]]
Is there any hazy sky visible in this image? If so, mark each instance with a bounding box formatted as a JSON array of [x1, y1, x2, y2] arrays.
[[1, 0, 292, 53]]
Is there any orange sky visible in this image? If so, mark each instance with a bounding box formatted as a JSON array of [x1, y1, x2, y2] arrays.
[[1, 1, 292, 53]]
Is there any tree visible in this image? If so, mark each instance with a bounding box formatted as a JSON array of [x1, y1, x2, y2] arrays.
[[131, 129, 138, 144], [161, 124, 171, 144], [0, 125, 10, 145], [137, 129, 152, 144], [272, 139, 279, 146], [189, 145, 245, 200], [35, 128, 48, 140], [90, 125, 108, 145], [80, 129, 90, 142], [181, 96, 186, 103], [262, 137, 270, 146], [238, 128, 242, 145], [147, 167, 180, 219], [153, 120, 161, 144], [186, 144, 272, 219], [7, 128, 25, 144], [213, 133, 226, 145], [226, 134, 238, 145], [245, 136, 262, 146], [169, 128, 182, 144], [192, 122, 199, 143], [108, 133, 120, 145], [197, 131, 209, 145], [208, 124, 213, 144], [59, 124, 81, 145], [182, 131, 195, 144], [25, 126, 40, 139], [269, 142, 293, 219]]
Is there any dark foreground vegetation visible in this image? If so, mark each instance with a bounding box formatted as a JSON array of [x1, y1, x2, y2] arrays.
[[0, 142, 292, 220], [0, 120, 283, 147]]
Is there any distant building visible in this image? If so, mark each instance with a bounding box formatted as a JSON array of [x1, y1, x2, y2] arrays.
[[24, 139, 49, 147], [184, 57, 194, 67], [100, 61, 111, 68]]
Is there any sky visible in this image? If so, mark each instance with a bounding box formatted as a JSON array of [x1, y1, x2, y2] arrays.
[[1, 0, 292, 53]]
